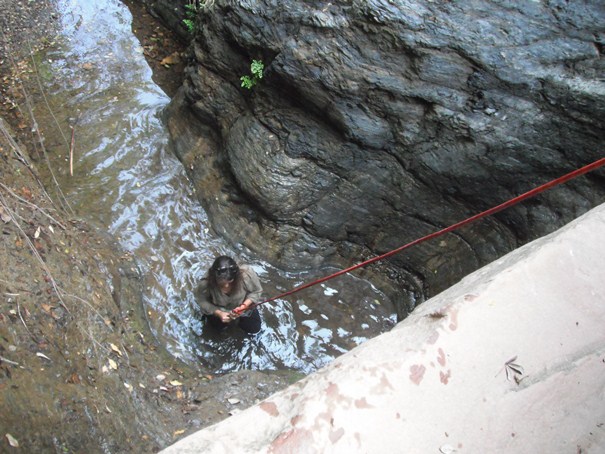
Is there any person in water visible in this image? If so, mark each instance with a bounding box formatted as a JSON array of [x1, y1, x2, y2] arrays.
[[195, 256, 263, 334]]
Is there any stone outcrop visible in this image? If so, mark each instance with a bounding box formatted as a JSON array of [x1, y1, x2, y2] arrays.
[[160, 203, 605, 454], [138, 0, 192, 42], [157, 0, 604, 302]]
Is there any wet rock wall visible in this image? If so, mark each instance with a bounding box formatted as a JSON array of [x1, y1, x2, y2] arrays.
[[146, 0, 605, 301]]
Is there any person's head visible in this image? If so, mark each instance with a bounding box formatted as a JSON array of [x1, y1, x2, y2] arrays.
[[209, 256, 240, 286]]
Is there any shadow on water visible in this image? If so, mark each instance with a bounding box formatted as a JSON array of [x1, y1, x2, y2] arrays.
[[36, 0, 401, 375]]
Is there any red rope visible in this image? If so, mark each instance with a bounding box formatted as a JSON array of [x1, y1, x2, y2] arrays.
[[241, 157, 605, 313]]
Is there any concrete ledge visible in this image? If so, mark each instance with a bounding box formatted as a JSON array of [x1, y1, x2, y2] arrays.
[[161, 203, 605, 453]]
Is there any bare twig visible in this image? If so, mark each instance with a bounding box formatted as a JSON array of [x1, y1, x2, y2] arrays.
[[17, 302, 34, 339], [0, 356, 20, 367], [0, 182, 67, 230], [63, 292, 114, 330], [2, 35, 73, 214], [0, 118, 31, 167], [0, 29, 73, 214], [69, 125, 75, 176], [0, 119, 56, 205], [25, 43, 74, 215], [0, 193, 70, 314], [81, 326, 111, 356]]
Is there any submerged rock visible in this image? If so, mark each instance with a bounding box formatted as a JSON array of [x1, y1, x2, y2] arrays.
[[158, 0, 604, 301]]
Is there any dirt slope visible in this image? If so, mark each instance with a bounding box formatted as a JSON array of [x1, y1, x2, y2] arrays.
[[0, 1, 294, 452]]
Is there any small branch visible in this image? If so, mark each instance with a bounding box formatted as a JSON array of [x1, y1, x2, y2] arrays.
[[0, 118, 31, 167], [0, 193, 70, 314], [0, 182, 67, 230], [17, 302, 34, 340], [25, 39, 74, 214], [0, 356, 20, 367], [63, 292, 114, 331], [69, 125, 75, 176]]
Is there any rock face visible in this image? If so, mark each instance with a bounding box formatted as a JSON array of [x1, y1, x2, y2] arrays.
[[138, 0, 192, 42], [159, 203, 605, 454], [159, 0, 605, 300]]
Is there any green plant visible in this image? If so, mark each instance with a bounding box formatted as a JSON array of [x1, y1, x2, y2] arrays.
[[240, 59, 264, 90], [183, 3, 198, 34]]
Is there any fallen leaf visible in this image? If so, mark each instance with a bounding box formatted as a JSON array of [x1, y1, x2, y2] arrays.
[[108, 358, 118, 370], [156, 374, 166, 381], [504, 356, 524, 382], [427, 311, 446, 319], [34, 226, 41, 238], [170, 380, 183, 387], [20, 187, 32, 200], [124, 383, 133, 392], [36, 352, 52, 361], [67, 373, 81, 384], [160, 52, 181, 66], [110, 343, 123, 357], [227, 398, 241, 405], [48, 225, 55, 234], [0, 207, 11, 223], [5, 433, 19, 447], [173, 429, 185, 436], [34, 239, 44, 253]]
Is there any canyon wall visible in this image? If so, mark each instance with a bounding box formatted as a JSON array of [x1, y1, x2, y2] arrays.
[[150, 0, 604, 303]]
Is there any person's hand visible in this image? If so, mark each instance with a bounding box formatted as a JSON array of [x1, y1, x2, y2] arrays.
[[232, 300, 253, 316], [214, 309, 234, 324]]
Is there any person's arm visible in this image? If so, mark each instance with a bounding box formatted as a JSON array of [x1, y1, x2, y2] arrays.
[[195, 280, 224, 316], [233, 267, 263, 314], [243, 266, 263, 302]]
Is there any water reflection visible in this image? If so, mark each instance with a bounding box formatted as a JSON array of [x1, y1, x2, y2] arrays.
[[36, 0, 398, 375]]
